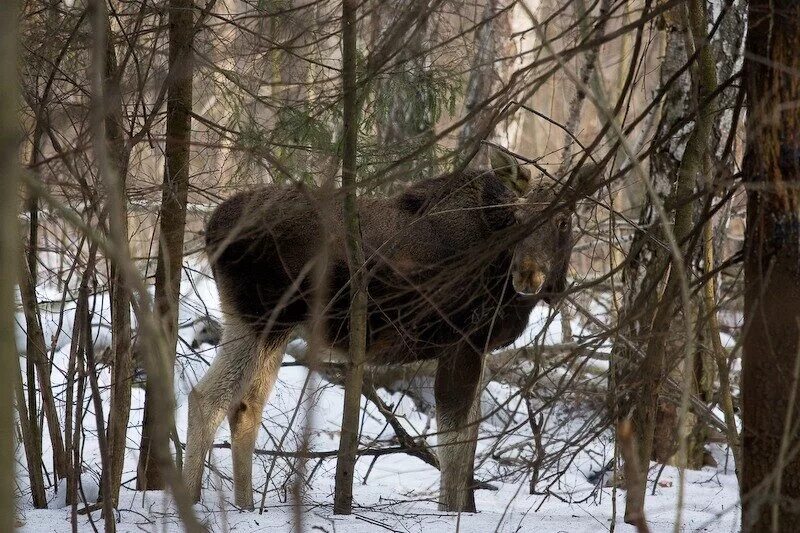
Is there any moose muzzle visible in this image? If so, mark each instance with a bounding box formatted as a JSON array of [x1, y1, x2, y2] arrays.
[[512, 260, 547, 295]]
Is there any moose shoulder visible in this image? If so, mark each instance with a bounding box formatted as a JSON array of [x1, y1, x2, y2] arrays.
[[185, 150, 602, 513]]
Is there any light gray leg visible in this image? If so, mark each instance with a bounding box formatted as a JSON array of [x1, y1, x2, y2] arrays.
[[228, 339, 285, 509], [184, 317, 260, 503], [435, 349, 483, 512]]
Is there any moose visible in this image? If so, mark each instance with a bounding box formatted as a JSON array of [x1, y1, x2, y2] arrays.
[[184, 149, 602, 512]]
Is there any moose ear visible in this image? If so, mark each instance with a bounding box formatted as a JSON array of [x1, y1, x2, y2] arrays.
[[490, 149, 530, 196], [569, 162, 604, 200]]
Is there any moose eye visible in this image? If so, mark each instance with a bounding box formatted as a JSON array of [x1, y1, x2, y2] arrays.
[[557, 218, 569, 232]]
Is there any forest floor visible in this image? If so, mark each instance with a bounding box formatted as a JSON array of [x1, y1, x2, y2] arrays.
[[15, 263, 742, 532]]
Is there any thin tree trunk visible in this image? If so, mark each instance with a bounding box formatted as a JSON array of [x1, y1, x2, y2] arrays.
[[15, 264, 50, 509], [741, 2, 800, 531], [618, 420, 651, 533], [458, 0, 498, 151], [558, 0, 612, 174], [24, 19, 44, 484], [0, 1, 22, 525], [24, 209, 39, 485], [613, 5, 687, 470], [64, 241, 97, 508], [679, 0, 723, 472], [702, 219, 740, 478], [18, 257, 68, 479], [71, 308, 87, 532], [137, 0, 194, 490], [375, 0, 434, 182], [333, 0, 368, 515], [101, 10, 134, 507], [556, 0, 612, 348], [13, 353, 47, 508], [81, 261, 115, 532], [624, 0, 719, 522]]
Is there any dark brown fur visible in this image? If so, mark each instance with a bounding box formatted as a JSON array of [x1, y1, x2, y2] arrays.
[[186, 155, 601, 512], [205, 168, 569, 364]]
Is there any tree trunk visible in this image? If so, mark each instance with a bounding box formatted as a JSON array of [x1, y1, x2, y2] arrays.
[[458, 0, 499, 154], [374, 0, 435, 183], [613, 5, 688, 460], [0, 0, 21, 526], [741, 2, 800, 531], [80, 254, 116, 533], [622, 0, 719, 522], [138, 0, 194, 490], [557, 0, 612, 173], [17, 258, 68, 481], [333, 0, 368, 515], [100, 14, 134, 505], [13, 357, 47, 509], [24, 202, 39, 485]]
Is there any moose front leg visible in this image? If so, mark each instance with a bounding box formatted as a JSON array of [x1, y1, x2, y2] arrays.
[[434, 349, 483, 512]]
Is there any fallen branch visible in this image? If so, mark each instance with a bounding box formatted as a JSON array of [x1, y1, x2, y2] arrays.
[[209, 384, 440, 471], [212, 441, 432, 462], [361, 386, 439, 469]]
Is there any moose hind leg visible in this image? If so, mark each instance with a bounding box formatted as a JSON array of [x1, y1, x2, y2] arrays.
[[228, 338, 286, 509], [184, 318, 260, 503], [435, 349, 483, 512]]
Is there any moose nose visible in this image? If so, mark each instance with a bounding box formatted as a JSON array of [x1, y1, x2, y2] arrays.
[[512, 269, 546, 295]]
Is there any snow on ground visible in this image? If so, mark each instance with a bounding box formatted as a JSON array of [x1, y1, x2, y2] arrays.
[[15, 262, 742, 532], [19, 467, 741, 533]]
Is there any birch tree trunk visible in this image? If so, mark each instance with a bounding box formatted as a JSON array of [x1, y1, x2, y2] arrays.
[[333, 0, 368, 515], [138, 0, 194, 490], [741, 2, 800, 531], [613, 5, 689, 456], [458, 0, 499, 153], [374, 0, 434, 183], [0, 0, 20, 527], [619, 0, 720, 522]]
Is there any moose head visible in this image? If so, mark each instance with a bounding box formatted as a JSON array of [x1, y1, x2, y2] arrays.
[[489, 149, 603, 297]]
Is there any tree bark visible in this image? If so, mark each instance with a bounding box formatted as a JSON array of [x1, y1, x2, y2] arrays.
[[333, 0, 368, 515], [374, 0, 434, 183], [0, 0, 21, 526], [741, 2, 800, 531], [458, 0, 500, 153], [622, 0, 719, 522], [137, 0, 194, 490], [13, 349, 47, 509], [80, 255, 116, 533], [100, 15, 134, 505], [613, 5, 688, 466], [17, 258, 68, 481]]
